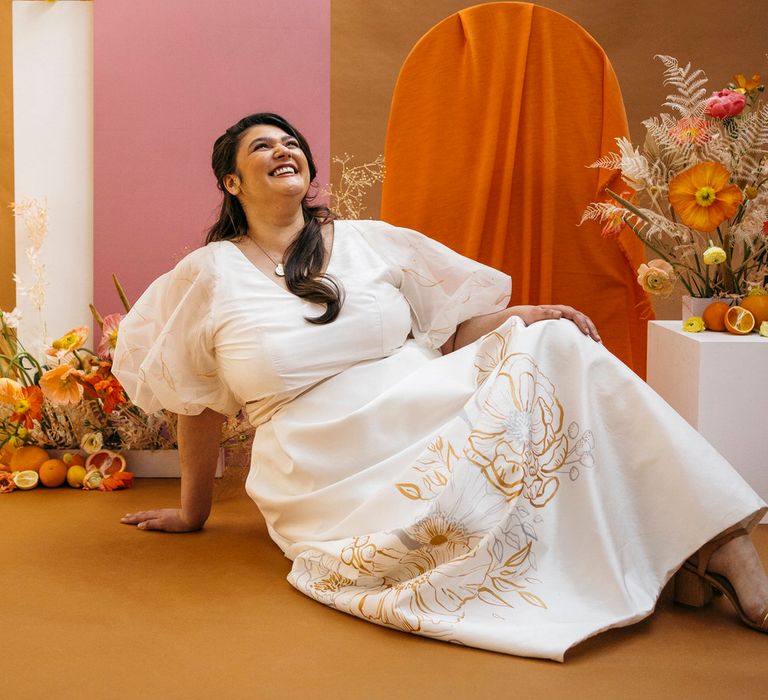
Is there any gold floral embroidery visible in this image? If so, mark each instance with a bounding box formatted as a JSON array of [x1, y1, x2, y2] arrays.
[[311, 571, 356, 594], [290, 322, 594, 638], [396, 435, 458, 501], [465, 352, 593, 508]]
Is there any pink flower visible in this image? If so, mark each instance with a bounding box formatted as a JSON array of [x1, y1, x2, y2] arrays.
[[668, 117, 711, 146], [705, 89, 746, 118], [97, 313, 123, 360]]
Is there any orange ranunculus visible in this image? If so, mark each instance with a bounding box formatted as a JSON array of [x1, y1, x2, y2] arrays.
[[39, 365, 85, 404], [637, 259, 676, 296], [0, 378, 24, 406], [668, 162, 743, 232], [9, 386, 44, 430], [47, 325, 89, 356], [82, 374, 127, 415]]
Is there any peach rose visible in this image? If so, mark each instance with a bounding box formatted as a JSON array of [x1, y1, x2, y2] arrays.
[[705, 89, 746, 119], [637, 259, 675, 296]]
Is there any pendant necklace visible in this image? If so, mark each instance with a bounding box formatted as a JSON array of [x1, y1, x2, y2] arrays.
[[249, 237, 285, 277]]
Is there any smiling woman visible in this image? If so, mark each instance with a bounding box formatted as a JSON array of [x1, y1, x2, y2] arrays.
[[111, 110, 768, 660], [204, 113, 342, 323]]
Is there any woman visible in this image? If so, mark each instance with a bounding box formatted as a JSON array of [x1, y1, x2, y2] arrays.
[[113, 113, 768, 661]]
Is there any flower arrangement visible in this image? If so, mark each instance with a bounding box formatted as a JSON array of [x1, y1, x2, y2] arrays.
[[582, 56, 768, 300], [1, 199, 251, 492]]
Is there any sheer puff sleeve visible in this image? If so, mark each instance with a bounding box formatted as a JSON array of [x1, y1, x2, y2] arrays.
[[112, 246, 241, 417], [356, 220, 511, 349]]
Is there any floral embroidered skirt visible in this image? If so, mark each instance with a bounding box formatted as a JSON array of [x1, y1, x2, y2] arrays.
[[246, 318, 765, 661]]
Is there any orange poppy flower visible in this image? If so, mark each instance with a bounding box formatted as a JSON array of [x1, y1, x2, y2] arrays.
[[39, 365, 85, 405], [733, 73, 762, 94], [9, 386, 44, 430], [47, 326, 89, 357], [668, 162, 743, 232]]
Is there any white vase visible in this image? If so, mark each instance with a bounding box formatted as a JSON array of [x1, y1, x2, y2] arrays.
[[48, 448, 225, 478], [680, 295, 732, 319]]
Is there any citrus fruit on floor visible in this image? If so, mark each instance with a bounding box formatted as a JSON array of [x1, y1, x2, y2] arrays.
[[62, 452, 86, 468], [9, 445, 49, 473], [740, 293, 768, 327], [702, 301, 730, 331], [12, 469, 39, 490], [38, 458, 68, 487], [85, 449, 126, 477], [724, 306, 755, 335], [66, 464, 87, 488]]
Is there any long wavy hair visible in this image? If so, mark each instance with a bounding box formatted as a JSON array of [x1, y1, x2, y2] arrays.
[[206, 113, 342, 324]]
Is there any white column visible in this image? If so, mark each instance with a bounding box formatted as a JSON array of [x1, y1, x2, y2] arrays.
[[12, 0, 93, 358]]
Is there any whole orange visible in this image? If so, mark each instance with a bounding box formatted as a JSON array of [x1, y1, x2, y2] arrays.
[[740, 295, 768, 327], [38, 458, 68, 487], [9, 445, 50, 473], [702, 301, 730, 331]]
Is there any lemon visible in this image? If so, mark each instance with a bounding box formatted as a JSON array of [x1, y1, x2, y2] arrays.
[[66, 465, 87, 488], [13, 469, 39, 490], [759, 321, 768, 338]]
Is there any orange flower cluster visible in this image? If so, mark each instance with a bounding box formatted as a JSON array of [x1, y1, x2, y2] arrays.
[[0, 323, 128, 450]]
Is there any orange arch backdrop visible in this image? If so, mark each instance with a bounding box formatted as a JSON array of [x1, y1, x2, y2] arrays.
[[381, 2, 653, 375]]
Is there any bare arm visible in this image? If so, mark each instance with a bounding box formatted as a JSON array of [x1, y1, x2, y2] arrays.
[[441, 305, 601, 354], [120, 408, 226, 532]]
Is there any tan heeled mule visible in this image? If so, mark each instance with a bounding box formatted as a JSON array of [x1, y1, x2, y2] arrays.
[[674, 525, 768, 633]]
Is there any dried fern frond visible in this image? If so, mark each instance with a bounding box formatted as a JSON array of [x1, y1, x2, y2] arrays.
[[655, 55, 709, 117], [588, 153, 622, 170]]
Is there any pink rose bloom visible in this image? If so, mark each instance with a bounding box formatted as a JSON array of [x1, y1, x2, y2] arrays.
[[705, 89, 746, 118]]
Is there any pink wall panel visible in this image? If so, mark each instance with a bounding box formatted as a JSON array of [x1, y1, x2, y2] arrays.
[[94, 0, 330, 314]]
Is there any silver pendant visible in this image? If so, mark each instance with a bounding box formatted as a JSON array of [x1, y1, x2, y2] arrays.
[[275, 263, 285, 277]]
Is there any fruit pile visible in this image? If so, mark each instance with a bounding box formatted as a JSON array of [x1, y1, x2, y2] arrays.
[[684, 288, 768, 335], [0, 444, 134, 494]]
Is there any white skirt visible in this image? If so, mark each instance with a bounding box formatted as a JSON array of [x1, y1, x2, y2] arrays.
[[245, 318, 765, 661]]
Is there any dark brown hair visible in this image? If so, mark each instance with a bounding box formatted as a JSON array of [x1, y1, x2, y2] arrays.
[[205, 113, 342, 324]]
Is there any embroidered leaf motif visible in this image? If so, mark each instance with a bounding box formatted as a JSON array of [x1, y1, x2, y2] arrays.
[[396, 483, 422, 500], [518, 590, 548, 608]]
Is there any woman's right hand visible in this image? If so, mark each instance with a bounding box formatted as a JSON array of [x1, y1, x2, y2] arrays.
[[120, 508, 203, 532]]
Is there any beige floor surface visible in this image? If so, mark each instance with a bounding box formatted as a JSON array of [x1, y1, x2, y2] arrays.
[[3, 478, 767, 699]]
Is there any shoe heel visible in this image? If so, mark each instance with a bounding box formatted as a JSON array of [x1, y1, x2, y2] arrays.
[[674, 567, 713, 607]]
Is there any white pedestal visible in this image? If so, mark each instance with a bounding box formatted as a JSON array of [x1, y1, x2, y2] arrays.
[[647, 321, 768, 521], [49, 449, 224, 478]]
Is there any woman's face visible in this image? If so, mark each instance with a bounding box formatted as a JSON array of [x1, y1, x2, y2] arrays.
[[226, 123, 311, 204]]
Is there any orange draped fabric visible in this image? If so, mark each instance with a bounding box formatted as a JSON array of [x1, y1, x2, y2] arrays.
[[380, 1, 653, 376]]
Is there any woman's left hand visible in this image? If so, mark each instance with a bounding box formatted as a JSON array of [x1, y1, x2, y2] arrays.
[[508, 305, 602, 343]]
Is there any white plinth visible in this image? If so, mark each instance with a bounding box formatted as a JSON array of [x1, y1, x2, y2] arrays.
[[647, 321, 768, 521], [49, 449, 224, 478]]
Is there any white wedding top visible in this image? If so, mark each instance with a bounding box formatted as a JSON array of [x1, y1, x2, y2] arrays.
[[114, 219, 510, 423]]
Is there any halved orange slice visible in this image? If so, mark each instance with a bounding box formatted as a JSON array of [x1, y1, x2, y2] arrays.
[[724, 306, 755, 335]]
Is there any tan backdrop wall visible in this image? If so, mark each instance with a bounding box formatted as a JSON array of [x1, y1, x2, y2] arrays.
[[330, 0, 768, 318]]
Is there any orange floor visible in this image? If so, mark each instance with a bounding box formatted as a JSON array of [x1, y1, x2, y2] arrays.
[[4, 478, 767, 699]]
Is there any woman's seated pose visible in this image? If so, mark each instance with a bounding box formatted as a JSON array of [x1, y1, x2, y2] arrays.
[[113, 113, 768, 661]]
